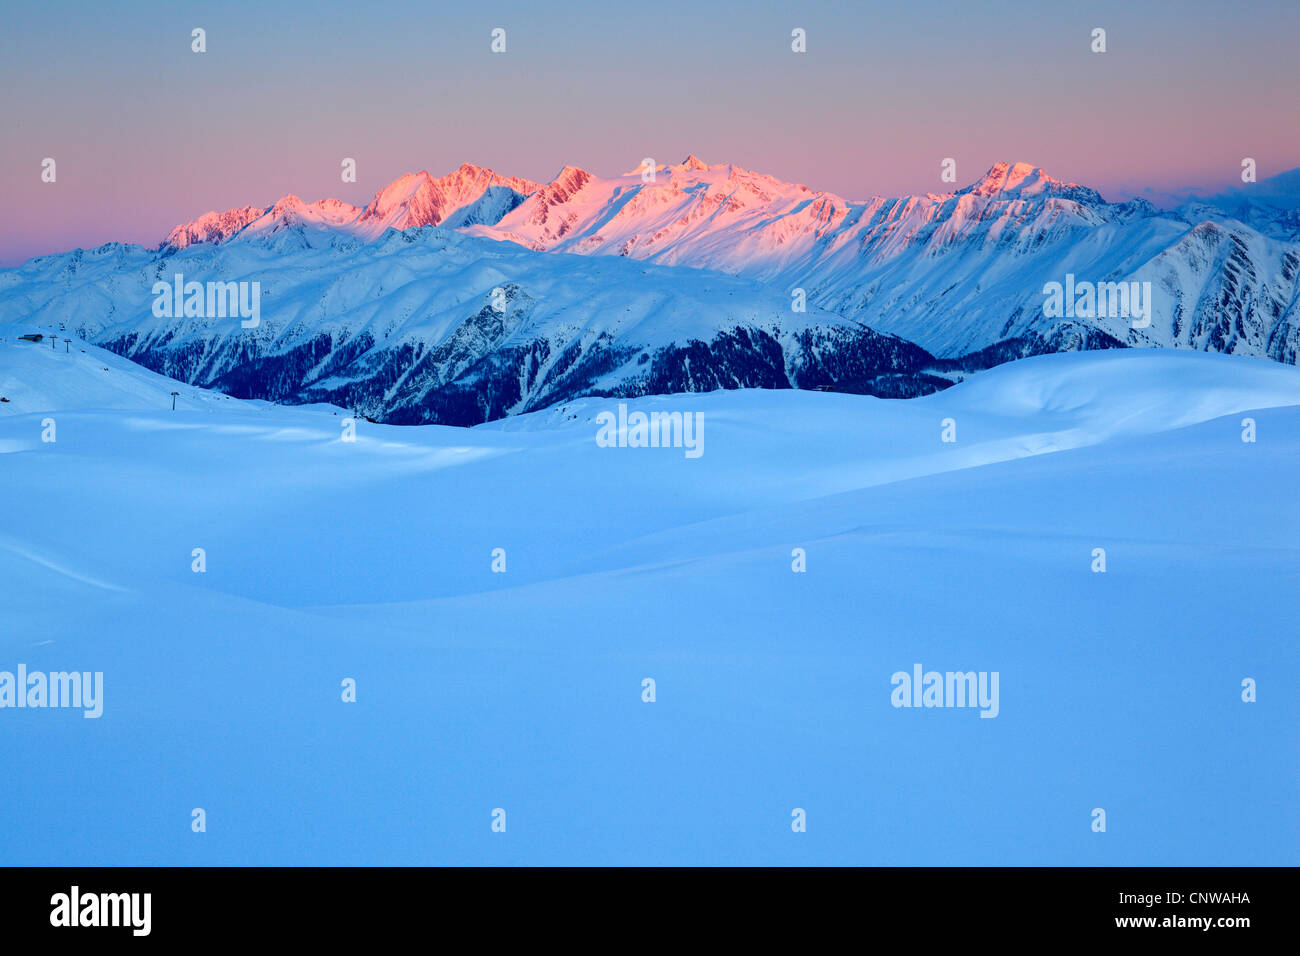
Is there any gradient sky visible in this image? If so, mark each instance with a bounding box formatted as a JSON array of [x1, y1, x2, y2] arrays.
[[3, 0, 1298, 265]]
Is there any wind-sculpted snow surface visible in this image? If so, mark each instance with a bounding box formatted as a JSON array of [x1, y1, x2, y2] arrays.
[[1, 348, 1297, 864]]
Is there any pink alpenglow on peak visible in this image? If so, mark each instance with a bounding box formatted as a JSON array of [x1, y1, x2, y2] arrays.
[[161, 195, 361, 250], [161, 205, 267, 251], [160, 164, 542, 250], [357, 164, 541, 233], [957, 161, 1104, 204], [156, 156, 1115, 279], [623, 156, 711, 176]]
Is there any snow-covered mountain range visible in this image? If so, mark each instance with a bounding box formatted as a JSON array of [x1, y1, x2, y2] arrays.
[[464, 157, 1300, 362], [3, 156, 1298, 424], [0, 228, 943, 425], [159, 164, 540, 251]]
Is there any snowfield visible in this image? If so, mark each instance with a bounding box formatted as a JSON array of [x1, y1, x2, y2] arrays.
[[1, 336, 1297, 865]]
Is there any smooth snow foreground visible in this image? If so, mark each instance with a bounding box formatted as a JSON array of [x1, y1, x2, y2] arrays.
[[1, 340, 1297, 865]]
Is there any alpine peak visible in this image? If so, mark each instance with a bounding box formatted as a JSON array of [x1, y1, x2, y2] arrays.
[[959, 162, 1103, 203]]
